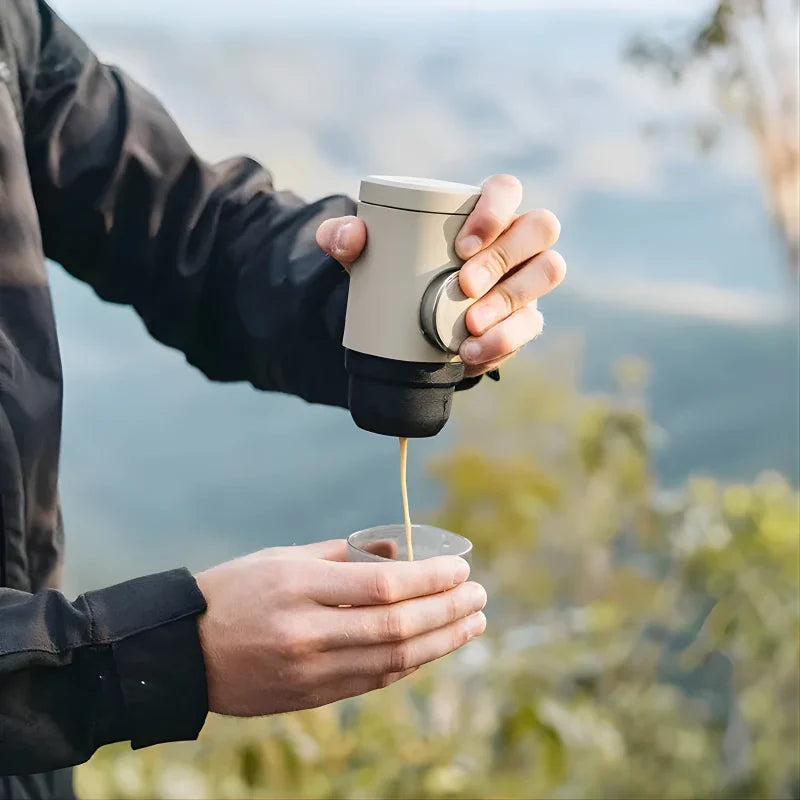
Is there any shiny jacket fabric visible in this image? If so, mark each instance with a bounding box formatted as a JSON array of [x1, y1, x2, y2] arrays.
[[0, 0, 359, 795]]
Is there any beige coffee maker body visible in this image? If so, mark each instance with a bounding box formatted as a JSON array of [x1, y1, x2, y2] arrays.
[[344, 176, 481, 437]]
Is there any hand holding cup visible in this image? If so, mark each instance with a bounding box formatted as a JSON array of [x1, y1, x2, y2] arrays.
[[195, 539, 486, 716]]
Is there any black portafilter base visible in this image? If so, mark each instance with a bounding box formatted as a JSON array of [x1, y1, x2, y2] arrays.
[[345, 349, 466, 438]]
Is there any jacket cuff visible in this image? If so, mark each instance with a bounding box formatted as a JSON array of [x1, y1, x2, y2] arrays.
[[83, 568, 209, 750], [455, 368, 500, 392]]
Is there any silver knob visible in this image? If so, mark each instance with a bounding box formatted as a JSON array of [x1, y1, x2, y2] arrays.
[[419, 270, 475, 354]]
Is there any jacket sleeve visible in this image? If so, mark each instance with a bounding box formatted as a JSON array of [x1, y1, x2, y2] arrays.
[[0, 569, 208, 775], [22, 1, 354, 408]]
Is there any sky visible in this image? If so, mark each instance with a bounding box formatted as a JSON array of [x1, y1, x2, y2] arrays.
[[53, 0, 709, 28], [55, 0, 705, 11]]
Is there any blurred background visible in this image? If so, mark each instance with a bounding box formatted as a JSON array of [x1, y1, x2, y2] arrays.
[[45, 0, 798, 797]]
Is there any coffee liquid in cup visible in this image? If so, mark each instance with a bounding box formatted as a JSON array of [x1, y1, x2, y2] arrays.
[[399, 437, 414, 561]]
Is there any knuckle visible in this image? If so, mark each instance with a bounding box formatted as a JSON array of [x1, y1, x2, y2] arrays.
[[382, 608, 408, 641], [447, 589, 461, 622], [281, 627, 315, 658], [541, 250, 567, 288], [371, 572, 396, 604], [448, 627, 466, 655], [388, 642, 410, 673], [376, 672, 395, 690], [422, 566, 446, 597], [458, 619, 475, 647], [485, 242, 513, 276], [299, 629, 319, 654], [274, 634, 294, 659], [472, 209, 506, 242], [493, 281, 517, 315], [279, 565, 315, 597], [286, 570, 310, 597]]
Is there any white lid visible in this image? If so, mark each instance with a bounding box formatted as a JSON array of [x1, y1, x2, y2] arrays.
[[359, 175, 481, 214]]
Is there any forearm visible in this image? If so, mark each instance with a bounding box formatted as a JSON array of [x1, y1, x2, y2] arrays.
[[0, 570, 207, 775], [23, 2, 352, 407]]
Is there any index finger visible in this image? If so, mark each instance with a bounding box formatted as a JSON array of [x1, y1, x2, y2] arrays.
[[309, 556, 471, 607], [258, 539, 348, 562], [455, 174, 522, 261]]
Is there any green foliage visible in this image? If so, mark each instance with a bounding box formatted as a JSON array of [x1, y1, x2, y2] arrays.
[[77, 350, 799, 799]]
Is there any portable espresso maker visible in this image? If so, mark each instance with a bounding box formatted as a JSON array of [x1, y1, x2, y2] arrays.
[[343, 175, 482, 438]]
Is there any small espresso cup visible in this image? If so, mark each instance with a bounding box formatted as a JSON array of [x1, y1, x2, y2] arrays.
[[347, 524, 472, 563]]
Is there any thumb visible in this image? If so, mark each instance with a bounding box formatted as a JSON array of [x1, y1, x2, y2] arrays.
[[316, 216, 367, 270]]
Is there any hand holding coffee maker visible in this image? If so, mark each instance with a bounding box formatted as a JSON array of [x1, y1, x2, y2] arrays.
[[318, 172, 565, 383]]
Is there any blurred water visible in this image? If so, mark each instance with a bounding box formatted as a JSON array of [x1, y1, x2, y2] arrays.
[[49, 7, 798, 592]]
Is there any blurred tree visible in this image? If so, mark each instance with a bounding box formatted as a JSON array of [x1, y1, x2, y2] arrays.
[[626, 0, 800, 274], [76, 351, 799, 800]]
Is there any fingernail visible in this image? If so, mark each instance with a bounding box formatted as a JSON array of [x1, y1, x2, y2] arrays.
[[461, 339, 482, 364], [468, 612, 487, 638], [453, 558, 471, 585], [457, 235, 482, 260], [332, 221, 354, 256], [469, 303, 495, 334]]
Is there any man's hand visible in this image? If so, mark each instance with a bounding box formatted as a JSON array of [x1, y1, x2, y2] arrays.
[[316, 174, 566, 377], [194, 540, 486, 716]]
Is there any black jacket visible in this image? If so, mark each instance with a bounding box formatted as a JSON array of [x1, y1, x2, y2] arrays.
[[0, 0, 362, 794]]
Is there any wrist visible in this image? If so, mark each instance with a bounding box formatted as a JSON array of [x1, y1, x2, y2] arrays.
[[193, 569, 224, 715]]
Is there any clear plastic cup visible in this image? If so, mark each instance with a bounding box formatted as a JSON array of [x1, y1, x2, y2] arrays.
[[347, 524, 472, 563]]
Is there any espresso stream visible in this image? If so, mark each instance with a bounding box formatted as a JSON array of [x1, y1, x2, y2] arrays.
[[399, 437, 414, 561]]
